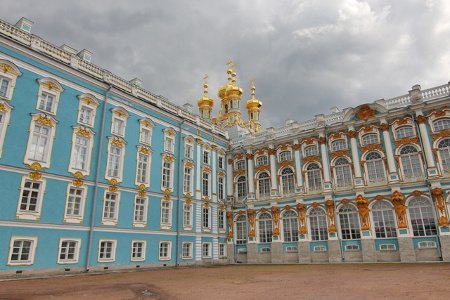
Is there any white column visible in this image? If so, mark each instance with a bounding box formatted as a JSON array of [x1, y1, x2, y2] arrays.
[[293, 139, 303, 190], [319, 134, 331, 189], [246, 150, 255, 199], [348, 126, 363, 182], [195, 139, 202, 200], [212, 146, 217, 202], [269, 145, 278, 195], [226, 154, 233, 197], [380, 120, 398, 181], [416, 114, 437, 169]]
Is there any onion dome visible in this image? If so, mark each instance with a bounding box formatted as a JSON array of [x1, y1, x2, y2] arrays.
[[197, 75, 214, 111], [246, 80, 262, 111], [225, 70, 243, 98]]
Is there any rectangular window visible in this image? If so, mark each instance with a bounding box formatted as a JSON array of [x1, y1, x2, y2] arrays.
[[162, 161, 172, 189], [38, 91, 55, 113], [202, 207, 210, 228], [219, 243, 226, 257], [164, 137, 174, 153], [8, 238, 37, 265], [72, 135, 89, 171], [131, 241, 146, 261], [65, 186, 84, 217], [202, 172, 209, 197], [218, 210, 225, 230], [19, 180, 41, 213], [58, 239, 80, 263], [202, 243, 211, 258], [29, 124, 50, 162], [0, 76, 11, 98], [78, 105, 94, 126], [140, 127, 152, 145], [98, 240, 116, 261], [203, 151, 209, 164], [159, 241, 171, 260], [161, 201, 172, 226], [134, 197, 147, 223], [218, 156, 224, 169], [182, 242, 193, 259], [112, 117, 125, 136], [218, 176, 224, 200], [103, 192, 118, 221], [379, 244, 396, 251], [183, 167, 192, 194], [236, 160, 245, 170], [183, 203, 192, 227], [136, 153, 149, 184], [107, 145, 122, 178], [185, 144, 193, 159]]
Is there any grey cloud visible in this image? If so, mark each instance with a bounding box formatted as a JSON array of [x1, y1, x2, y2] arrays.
[[2, 0, 450, 128]]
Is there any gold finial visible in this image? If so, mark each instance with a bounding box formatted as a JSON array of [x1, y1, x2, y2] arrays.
[[251, 79, 256, 98], [203, 74, 209, 95], [226, 60, 234, 82]]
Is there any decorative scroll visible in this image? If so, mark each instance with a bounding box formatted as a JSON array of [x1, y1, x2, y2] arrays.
[[347, 130, 357, 138], [394, 137, 419, 148], [319, 137, 326, 144], [278, 160, 294, 168], [296, 203, 307, 234], [255, 165, 269, 173], [432, 188, 450, 226], [379, 124, 390, 132], [268, 148, 276, 155], [35, 115, 54, 127], [227, 211, 233, 241], [138, 184, 146, 197], [248, 209, 255, 238], [431, 129, 450, 141], [75, 128, 92, 138], [246, 153, 254, 160], [355, 105, 375, 121], [325, 199, 336, 233], [271, 206, 280, 236], [356, 194, 370, 230], [302, 155, 320, 164], [391, 191, 407, 228], [416, 115, 427, 124], [330, 150, 351, 159], [360, 143, 382, 153], [73, 171, 84, 187], [111, 138, 125, 148]]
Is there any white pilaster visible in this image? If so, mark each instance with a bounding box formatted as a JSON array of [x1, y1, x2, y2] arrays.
[[348, 126, 364, 187], [269, 144, 279, 196], [212, 147, 217, 202], [380, 119, 399, 182], [416, 113, 438, 177], [319, 133, 332, 191], [293, 139, 303, 192], [247, 150, 255, 199], [196, 139, 202, 200], [227, 155, 233, 198]]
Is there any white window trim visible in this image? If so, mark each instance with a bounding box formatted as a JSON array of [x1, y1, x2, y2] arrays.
[[163, 127, 176, 154], [16, 176, 46, 221], [181, 242, 193, 259], [131, 240, 147, 262], [0, 60, 22, 101], [158, 241, 172, 260], [0, 100, 12, 158], [135, 148, 152, 187], [161, 155, 175, 192], [7, 236, 38, 266], [101, 191, 120, 226], [183, 202, 193, 230], [139, 118, 154, 146], [77, 94, 99, 128], [203, 148, 211, 165], [202, 242, 212, 258], [202, 205, 211, 230], [219, 243, 227, 258], [133, 195, 148, 228], [24, 114, 57, 168], [63, 184, 87, 224], [97, 239, 117, 262], [218, 209, 226, 232], [160, 199, 173, 229], [105, 137, 126, 182], [35, 78, 63, 115], [183, 164, 194, 195], [57, 238, 82, 264], [68, 127, 95, 176], [218, 153, 225, 169], [184, 137, 194, 160], [110, 107, 129, 137]]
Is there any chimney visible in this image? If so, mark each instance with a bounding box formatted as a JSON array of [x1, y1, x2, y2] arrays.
[[15, 17, 33, 33], [77, 49, 92, 63]]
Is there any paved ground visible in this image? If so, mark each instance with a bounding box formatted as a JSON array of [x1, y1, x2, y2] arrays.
[[1, 263, 450, 299]]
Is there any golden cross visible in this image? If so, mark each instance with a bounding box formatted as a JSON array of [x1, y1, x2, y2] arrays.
[[226, 60, 235, 69]]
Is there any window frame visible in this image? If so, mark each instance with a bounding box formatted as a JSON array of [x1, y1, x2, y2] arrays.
[[105, 138, 126, 182], [98, 239, 117, 262], [101, 191, 120, 226], [159, 241, 172, 260], [77, 94, 99, 128], [0, 60, 22, 101], [135, 149, 152, 186], [8, 236, 38, 266], [0, 101, 12, 158], [133, 196, 148, 227], [16, 176, 46, 221], [57, 238, 81, 264], [202, 242, 212, 258], [139, 119, 154, 146], [35, 78, 63, 115], [131, 240, 146, 262], [68, 127, 94, 176], [181, 242, 193, 259], [160, 200, 173, 229], [24, 115, 57, 168], [63, 184, 87, 224]]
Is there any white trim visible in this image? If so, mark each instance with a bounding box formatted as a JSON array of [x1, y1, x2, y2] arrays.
[[24, 114, 57, 168], [63, 184, 87, 224], [181, 241, 193, 259], [160, 199, 173, 229], [97, 239, 117, 262], [158, 240, 172, 260], [133, 195, 148, 228], [7, 236, 38, 266], [0, 100, 12, 158], [57, 238, 81, 264], [68, 127, 95, 176], [101, 190, 120, 226], [16, 176, 46, 220], [130, 240, 147, 262], [202, 242, 212, 258]]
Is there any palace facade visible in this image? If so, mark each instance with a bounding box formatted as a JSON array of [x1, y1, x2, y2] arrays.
[[1, 17, 450, 276]]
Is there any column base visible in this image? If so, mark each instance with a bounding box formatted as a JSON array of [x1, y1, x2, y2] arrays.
[[227, 243, 235, 264], [271, 242, 283, 264], [439, 234, 450, 261], [328, 239, 342, 263], [298, 241, 311, 263], [398, 236, 416, 262], [361, 238, 377, 262], [247, 243, 258, 264]]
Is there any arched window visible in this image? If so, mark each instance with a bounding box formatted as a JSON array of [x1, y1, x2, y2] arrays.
[[236, 176, 247, 200], [279, 151, 292, 162], [438, 138, 450, 174], [331, 139, 347, 151], [309, 208, 328, 241], [259, 213, 273, 243], [399, 145, 423, 179], [304, 145, 318, 157], [371, 201, 397, 238], [408, 197, 437, 237], [338, 205, 361, 239], [258, 172, 270, 198], [365, 152, 385, 183], [235, 215, 247, 245], [361, 133, 379, 146], [281, 168, 295, 195], [306, 163, 322, 192], [334, 157, 352, 188], [432, 118, 450, 132], [395, 126, 414, 139], [256, 155, 268, 166], [283, 210, 299, 242]]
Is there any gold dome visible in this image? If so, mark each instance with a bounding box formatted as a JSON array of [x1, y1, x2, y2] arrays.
[[246, 80, 262, 111], [197, 76, 214, 109], [225, 71, 243, 98]]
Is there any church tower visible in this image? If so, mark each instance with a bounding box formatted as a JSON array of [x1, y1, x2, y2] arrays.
[[246, 80, 262, 133]]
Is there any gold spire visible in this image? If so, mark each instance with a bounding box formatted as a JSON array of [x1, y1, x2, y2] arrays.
[[203, 74, 209, 96], [251, 79, 256, 98], [246, 79, 262, 111], [197, 74, 214, 119]]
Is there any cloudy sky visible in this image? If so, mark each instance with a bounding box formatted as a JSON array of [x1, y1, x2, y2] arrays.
[[3, 0, 450, 128]]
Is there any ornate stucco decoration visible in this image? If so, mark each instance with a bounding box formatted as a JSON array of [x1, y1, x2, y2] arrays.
[[268, 148, 276, 155], [255, 165, 269, 173], [138, 184, 147, 197], [302, 155, 320, 164], [72, 171, 84, 187], [330, 150, 351, 160], [163, 153, 175, 162], [415, 115, 427, 124], [432, 188, 450, 226], [431, 129, 450, 141], [75, 127, 92, 138], [28, 162, 43, 181], [248, 209, 255, 238], [278, 160, 294, 168], [163, 188, 172, 201], [356, 194, 370, 230], [391, 191, 408, 228], [296, 203, 307, 234], [233, 169, 245, 177], [271, 206, 280, 236], [111, 137, 125, 148], [347, 130, 357, 138], [325, 199, 337, 233], [139, 146, 151, 155], [227, 211, 233, 241], [184, 193, 192, 205], [360, 143, 382, 153], [108, 178, 119, 192], [35, 115, 55, 127], [355, 104, 376, 121], [393, 137, 419, 148]]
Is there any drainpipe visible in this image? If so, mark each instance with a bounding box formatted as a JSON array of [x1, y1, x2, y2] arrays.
[[85, 85, 112, 271], [411, 111, 443, 259], [175, 119, 186, 267]]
